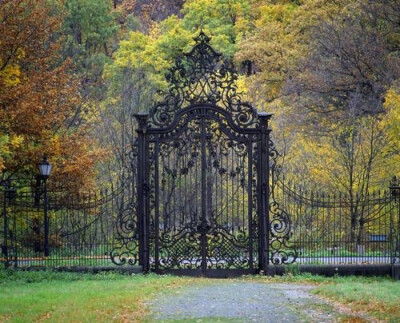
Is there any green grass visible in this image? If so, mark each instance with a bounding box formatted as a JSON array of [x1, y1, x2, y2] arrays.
[[1, 270, 399, 322], [241, 273, 400, 321], [0, 270, 198, 322], [312, 278, 400, 321]]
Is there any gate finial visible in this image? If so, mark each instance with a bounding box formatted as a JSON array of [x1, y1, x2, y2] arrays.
[[193, 29, 211, 44]]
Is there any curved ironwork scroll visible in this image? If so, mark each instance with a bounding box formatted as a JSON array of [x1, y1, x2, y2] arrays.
[[269, 139, 298, 264], [148, 31, 258, 130], [110, 200, 139, 265], [153, 117, 257, 271], [110, 140, 139, 266]]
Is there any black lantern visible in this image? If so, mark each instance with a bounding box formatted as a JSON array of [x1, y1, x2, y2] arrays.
[[38, 155, 52, 179]]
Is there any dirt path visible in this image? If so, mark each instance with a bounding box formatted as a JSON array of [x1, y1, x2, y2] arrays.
[[147, 281, 369, 322]]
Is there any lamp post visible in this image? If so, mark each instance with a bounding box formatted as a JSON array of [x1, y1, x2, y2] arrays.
[[39, 155, 52, 257]]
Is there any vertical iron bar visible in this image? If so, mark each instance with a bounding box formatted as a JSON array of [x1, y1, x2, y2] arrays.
[[137, 128, 144, 267], [395, 179, 400, 265], [389, 177, 400, 267], [257, 112, 272, 273], [397, 187, 400, 264], [390, 191, 394, 265], [200, 118, 207, 274], [154, 143, 160, 272], [2, 186, 8, 268], [247, 142, 253, 270], [13, 207, 17, 268], [135, 112, 150, 272], [144, 141, 151, 272], [44, 179, 49, 257], [265, 129, 271, 269]]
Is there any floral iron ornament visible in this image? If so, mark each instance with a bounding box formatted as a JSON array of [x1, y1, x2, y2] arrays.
[[148, 31, 258, 129], [269, 139, 298, 264]]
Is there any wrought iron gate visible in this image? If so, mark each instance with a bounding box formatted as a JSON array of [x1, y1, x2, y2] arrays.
[[130, 32, 296, 276]]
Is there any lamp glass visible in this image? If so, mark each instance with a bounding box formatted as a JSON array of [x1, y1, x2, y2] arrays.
[[39, 158, 52, 177]]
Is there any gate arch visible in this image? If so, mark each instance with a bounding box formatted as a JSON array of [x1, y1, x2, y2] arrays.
[[131, 32, 296, 276]]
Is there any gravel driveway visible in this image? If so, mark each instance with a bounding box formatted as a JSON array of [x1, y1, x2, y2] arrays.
[[148, 281, 366, 322]]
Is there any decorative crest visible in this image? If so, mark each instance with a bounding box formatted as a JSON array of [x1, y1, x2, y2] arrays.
[[148, 31, 257, 129], [193, 30, 211, 44]]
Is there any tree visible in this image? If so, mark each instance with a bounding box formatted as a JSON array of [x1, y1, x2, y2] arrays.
[[127, 0, 184, 30], [98, 0, 253, 180], [235, 1, 301, 106], [235, 0, 350, 108], [0, 0, 99, 190], [286, 5, 397, 118], [98, 18, 192, 182], [279, 1, 400, 243], [62, 0, 119, 101]]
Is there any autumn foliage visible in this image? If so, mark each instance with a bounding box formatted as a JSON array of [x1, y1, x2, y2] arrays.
[[0, 0, 399, 193], [0, 0, 99, 189]]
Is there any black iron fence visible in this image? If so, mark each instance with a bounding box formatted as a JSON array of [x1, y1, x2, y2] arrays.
[[273, 177, 400, 265], [0, 177, 135, 269], [1, 175, 399, 269]]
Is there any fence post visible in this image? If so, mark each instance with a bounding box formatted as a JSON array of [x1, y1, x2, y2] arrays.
[[2, 181, 16, 268], [43, 178, 49, 257], [135, 112, 150, 273], [390, 176, 400, 279], [2, 182, 9, 268], [257, 112, 273, 274]]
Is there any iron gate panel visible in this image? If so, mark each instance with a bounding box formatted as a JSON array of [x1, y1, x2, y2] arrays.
[[148, 109, 259, 274]]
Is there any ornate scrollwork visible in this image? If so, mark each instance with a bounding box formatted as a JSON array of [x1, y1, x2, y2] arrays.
[[110, 141, 139, 266], [123, 30, 297, 273], [153, 117, 258, 271], [110, 201, 139, 265], [148, 31, 258, 129], [269, 138, 298, 264], [158, 225, 202, 270], [206, 226, 251, 269]]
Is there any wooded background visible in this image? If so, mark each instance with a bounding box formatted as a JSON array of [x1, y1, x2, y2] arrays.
[[1, 0, 399, 197]]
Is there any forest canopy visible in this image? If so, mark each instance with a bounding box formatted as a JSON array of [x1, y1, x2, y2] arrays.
[[1, 0, 399, 195]]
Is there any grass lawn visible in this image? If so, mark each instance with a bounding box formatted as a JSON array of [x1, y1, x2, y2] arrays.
[[312, 278, 400, 321], [0, 270, 399, 322], [243, 273, 400, 321], [0, 270, 198, 322]]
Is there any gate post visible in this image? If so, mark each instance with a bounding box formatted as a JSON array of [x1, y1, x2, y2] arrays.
[[135, 112, 150, 273], [257, 112, 272, 273], [2, 181, 16, 268], [2, 182, 9, 268], [390, 176, 400, 279]]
